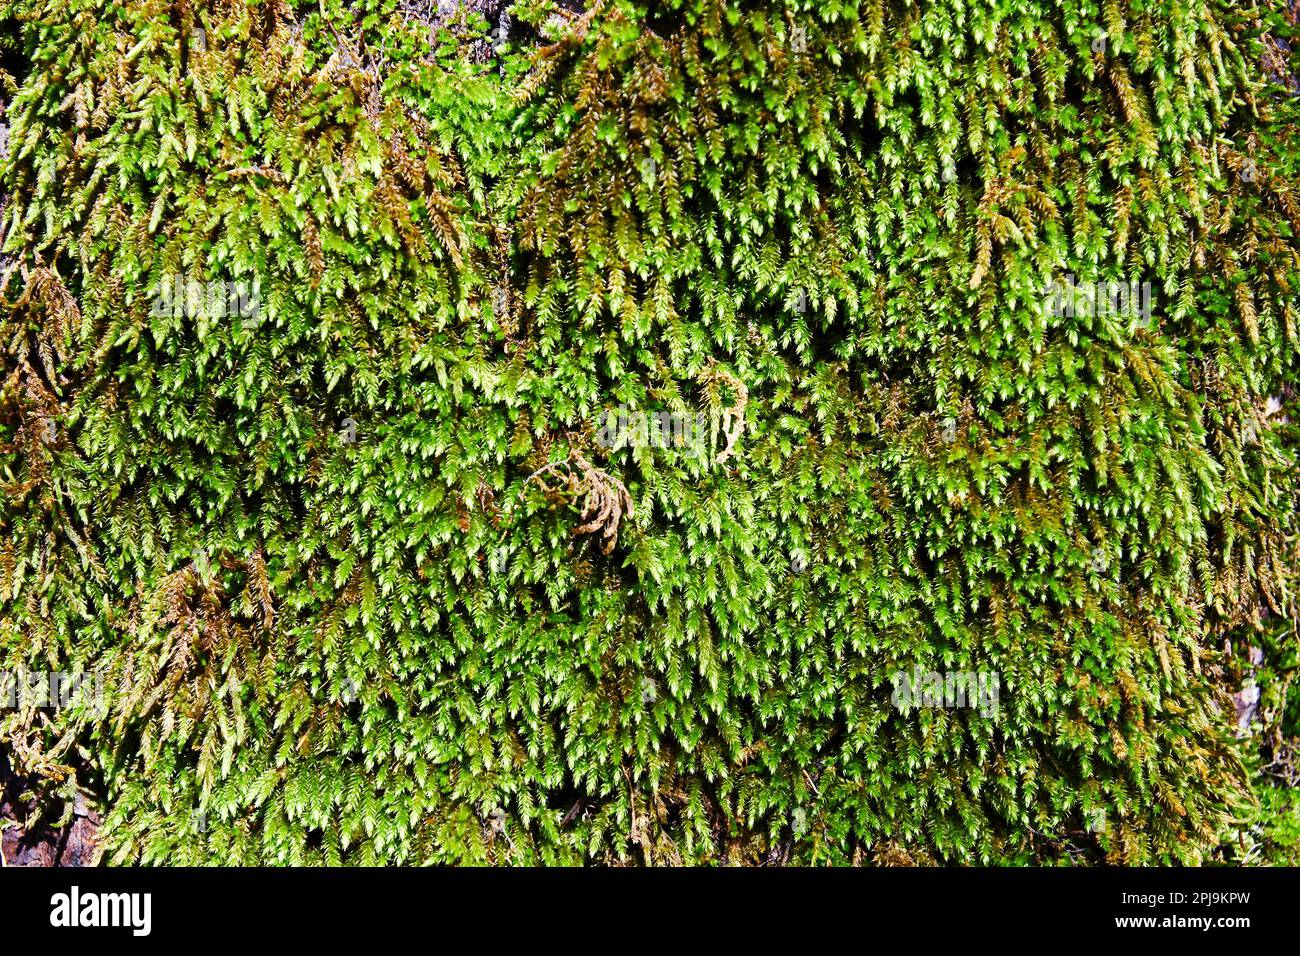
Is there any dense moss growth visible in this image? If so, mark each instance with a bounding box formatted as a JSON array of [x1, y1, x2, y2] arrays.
[[1, 0, 1299, 865]]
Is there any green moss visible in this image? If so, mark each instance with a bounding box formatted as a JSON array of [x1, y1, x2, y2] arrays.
[[1, 0, 1298, 865]]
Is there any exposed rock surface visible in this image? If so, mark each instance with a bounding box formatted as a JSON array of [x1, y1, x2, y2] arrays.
[[0, 753, 100, 867]]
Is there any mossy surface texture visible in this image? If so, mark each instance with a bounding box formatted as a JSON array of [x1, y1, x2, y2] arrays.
[[1, 0, 1299, 865]]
